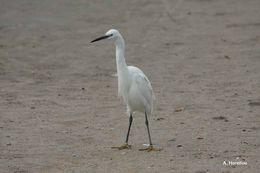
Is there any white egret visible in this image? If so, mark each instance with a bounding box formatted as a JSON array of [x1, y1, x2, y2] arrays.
[[91, 29, 160, 152]]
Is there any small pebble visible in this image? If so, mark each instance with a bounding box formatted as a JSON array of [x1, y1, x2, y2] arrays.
[[156, 117, 164, 121], [195, 171, 207, 173], [248, 100, 260, 106], [175, 107, 184, 112], [168, 138, 176, 142], [213, 116, 228, 121], [224, 55, 230, 59]]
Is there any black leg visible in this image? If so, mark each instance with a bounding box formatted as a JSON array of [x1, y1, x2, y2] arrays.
[[145, 111, 153, 146], [125, 114, 133, 144]]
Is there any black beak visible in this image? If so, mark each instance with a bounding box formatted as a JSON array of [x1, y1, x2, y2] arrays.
[[90, 35, 110, 43]]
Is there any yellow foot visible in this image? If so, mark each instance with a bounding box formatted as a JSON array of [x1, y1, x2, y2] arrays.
[[111, 143, 131, 150], [139, 145, 162, 152]]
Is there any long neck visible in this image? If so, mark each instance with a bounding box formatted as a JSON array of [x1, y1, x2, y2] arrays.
[[115, 36, 128, 74]]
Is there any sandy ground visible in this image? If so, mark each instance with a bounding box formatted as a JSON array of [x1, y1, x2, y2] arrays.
[[0, 0, 260, 172]]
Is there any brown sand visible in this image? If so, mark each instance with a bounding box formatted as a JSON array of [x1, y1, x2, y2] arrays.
[[0, 0, 260, 172]]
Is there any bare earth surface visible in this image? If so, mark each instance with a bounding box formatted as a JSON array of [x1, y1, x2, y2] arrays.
[[0, 0, 260, 172]]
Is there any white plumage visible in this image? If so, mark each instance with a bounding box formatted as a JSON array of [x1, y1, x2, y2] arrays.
[[126, 66, 155, 115], [91, 29, 159, 151]]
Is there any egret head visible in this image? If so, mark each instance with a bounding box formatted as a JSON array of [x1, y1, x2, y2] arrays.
[[91, 29, 120, 43]]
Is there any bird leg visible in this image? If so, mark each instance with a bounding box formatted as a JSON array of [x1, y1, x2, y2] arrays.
[[139, 112, 162, 152], [125, 114, 133, 144], [145, 111, 153, 146], [111, 114, 133, 150]]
